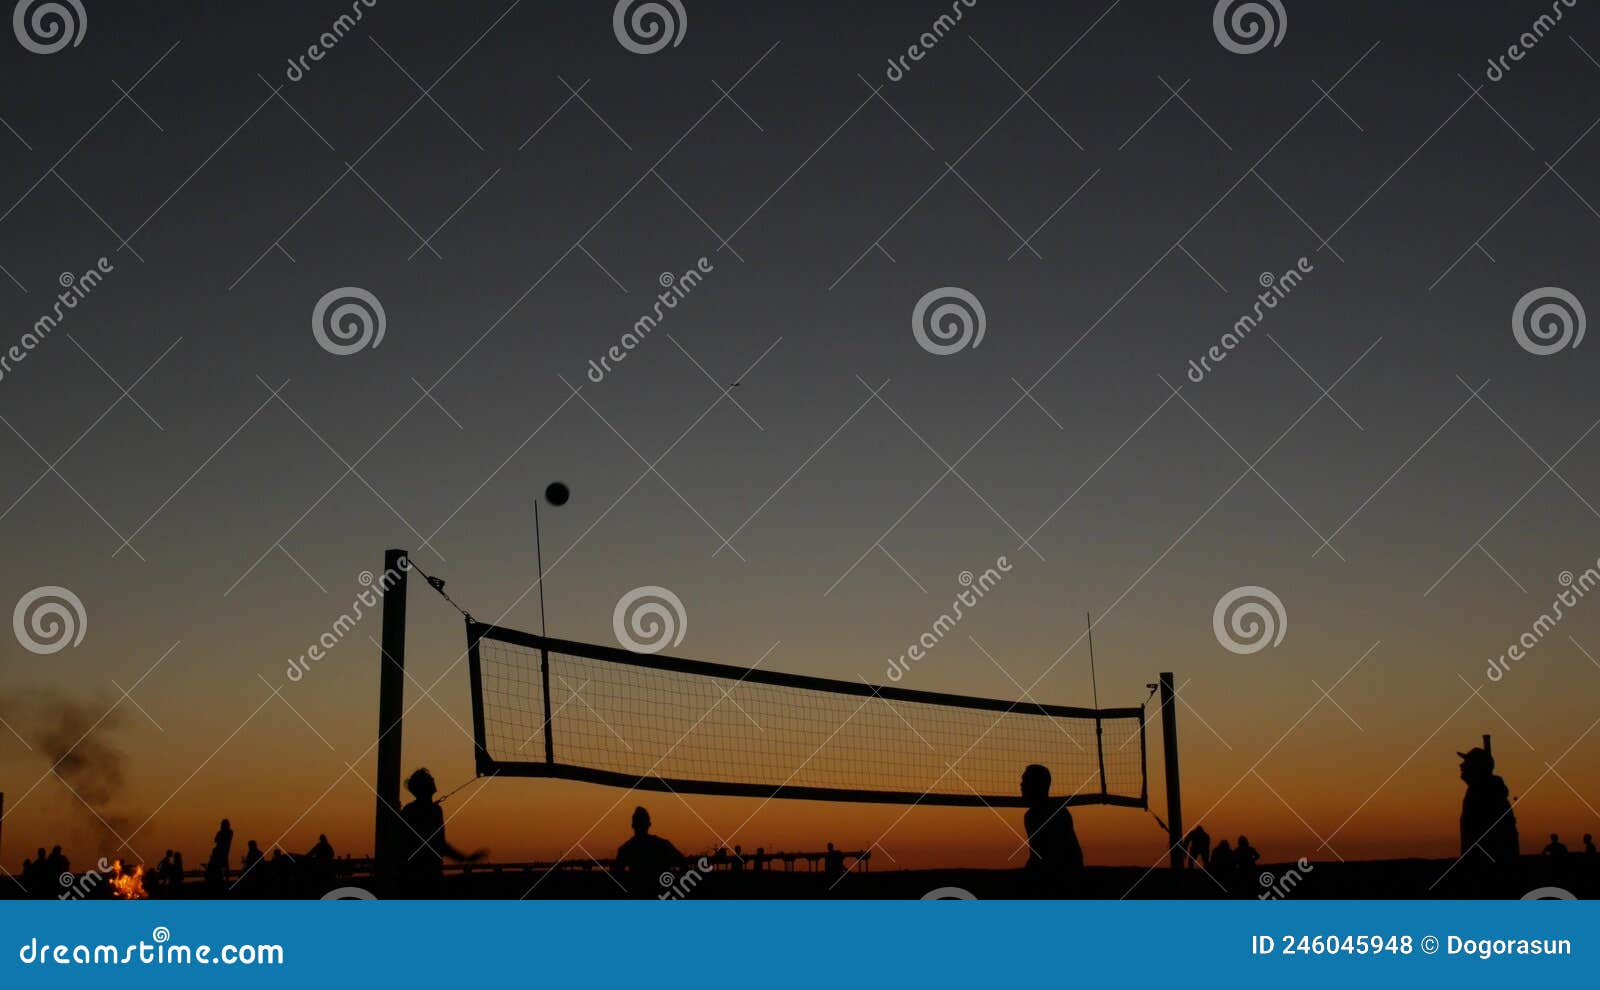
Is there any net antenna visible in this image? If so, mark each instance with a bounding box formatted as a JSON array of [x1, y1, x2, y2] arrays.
[[466, 621, 1152, 809], [1087, 612, 1110, 800]]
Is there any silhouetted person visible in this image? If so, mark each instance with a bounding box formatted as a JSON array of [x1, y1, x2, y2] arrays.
[[308, 834, 334, 861], [19, 857, 35, 897], [28, 847, 46, 896], [238, 839, 262, 894], [1211, 839, 1235, 881], [171, 851, 185, 894], [1584, 834, 1597, 857], [1183, 826, 1211, 869], [1543, 833, 1568, 857], [614, 806, 685, 896], [206, 819, 233, 892], [824, 842, 846, 883], [398, 768, 487, 898], [752, 846, 766, 872], [732, 844, 744, 874], [1021, 764, 1084, 897], [44, 846, 69, 896], [155, 851, 174, 897], [1457, 747, 1518, 867], [1235, 836, 1260, 884]]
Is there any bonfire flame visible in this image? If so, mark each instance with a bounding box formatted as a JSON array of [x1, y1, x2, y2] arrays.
[[109, 860, 148, 899]]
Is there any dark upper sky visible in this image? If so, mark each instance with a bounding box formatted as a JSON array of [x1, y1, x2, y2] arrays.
[[1, 0, 1597, 869]]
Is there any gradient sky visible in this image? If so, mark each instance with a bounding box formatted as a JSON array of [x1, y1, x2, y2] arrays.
[[2, 1, 1599, 881]]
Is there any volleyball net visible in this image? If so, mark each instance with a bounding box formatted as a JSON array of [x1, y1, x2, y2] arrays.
[[466, 621, 1148, 808]]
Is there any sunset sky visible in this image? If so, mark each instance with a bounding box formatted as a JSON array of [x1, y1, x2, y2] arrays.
[[2, 1, 1598, 882]]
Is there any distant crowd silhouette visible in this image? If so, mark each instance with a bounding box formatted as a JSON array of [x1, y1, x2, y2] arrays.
[[11, 747, 1595, 899]]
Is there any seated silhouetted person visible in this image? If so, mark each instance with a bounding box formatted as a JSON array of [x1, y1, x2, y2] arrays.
[[614, 806, 684, 896], [398, 768, 486, 897], [1457, 747, 1518, 868], [1543, 833, 1568, 857], [1021, 764, 1084, 897]]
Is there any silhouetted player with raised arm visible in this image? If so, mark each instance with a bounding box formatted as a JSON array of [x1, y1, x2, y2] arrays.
[[398, 768, 487, 898], [614, 806, 685, 896], [1021, 764, 1084, 897], [1457, 746, 1518, 868]]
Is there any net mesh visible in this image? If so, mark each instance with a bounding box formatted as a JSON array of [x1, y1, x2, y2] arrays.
[[474, 628, 1145, 806]]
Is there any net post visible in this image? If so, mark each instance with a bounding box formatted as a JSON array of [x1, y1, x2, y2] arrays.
[[373, 548, 408, 892], [466, 619, 492, 775], [1159, 672, 1183, 871]]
